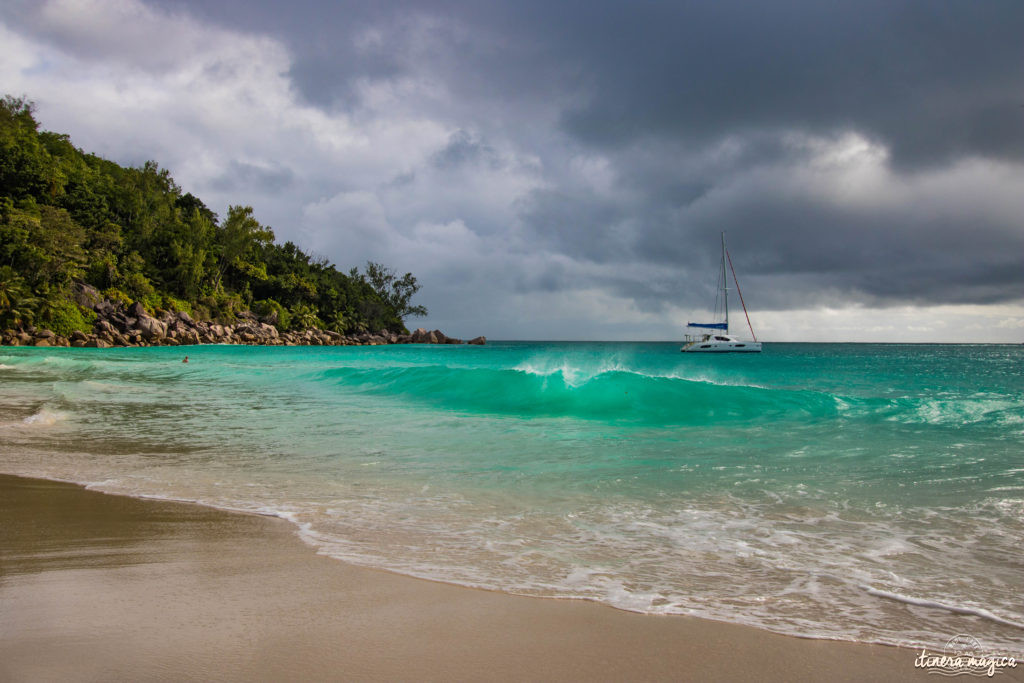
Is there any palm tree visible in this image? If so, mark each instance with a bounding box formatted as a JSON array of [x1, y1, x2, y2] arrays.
[[291, 303, 321, 331], [0, 267, 21, 310], [0, 267, 38, 330], [325, 310, 347, 334]]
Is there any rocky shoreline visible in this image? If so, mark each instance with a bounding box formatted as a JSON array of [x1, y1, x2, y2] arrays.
[[1, 287, 484, 349]]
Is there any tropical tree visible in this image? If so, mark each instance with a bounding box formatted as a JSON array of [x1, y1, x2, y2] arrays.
[[324, 310, 347, 334], [0, 265, 24, 309], [290, 302, 321, 330], [0, 96, 53, 201], [214, 205, 275, 292], [0, 266, 37, 329], [361, 261, 427, 320]]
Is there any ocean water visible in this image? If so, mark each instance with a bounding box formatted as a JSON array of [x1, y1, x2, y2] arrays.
[[1, 341, 1022, 653]]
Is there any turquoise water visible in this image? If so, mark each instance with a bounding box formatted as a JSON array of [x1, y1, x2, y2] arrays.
[[2, 342, 1022, 652]]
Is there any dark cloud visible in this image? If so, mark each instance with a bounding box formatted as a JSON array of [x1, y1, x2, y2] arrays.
[[519, 188, 632, 263], [143, 0, 1024, 168], [550, 2, 1024, 169], [431, 130, 499, 170], [20, 0, 1024, 169], [194, 0, 1024, 169]]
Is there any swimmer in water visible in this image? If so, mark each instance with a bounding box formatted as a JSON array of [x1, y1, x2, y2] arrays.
[[183, 355, 189, 363]]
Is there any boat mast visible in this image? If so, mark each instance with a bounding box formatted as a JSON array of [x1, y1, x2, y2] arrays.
[[725, 236, 758, 343], [721, 232, 729, 334]]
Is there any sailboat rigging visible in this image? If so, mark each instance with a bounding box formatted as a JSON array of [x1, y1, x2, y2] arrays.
[[681, 233, 762, 353]]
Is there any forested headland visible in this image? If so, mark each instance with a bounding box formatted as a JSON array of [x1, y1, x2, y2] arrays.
[[0, 96, 477, 348]]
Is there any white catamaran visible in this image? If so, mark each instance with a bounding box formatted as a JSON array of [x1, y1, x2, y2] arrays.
[[681, 233, 762, 353]]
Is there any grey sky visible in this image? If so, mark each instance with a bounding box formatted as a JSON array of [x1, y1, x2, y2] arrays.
[[2, 0, 1022, 340]]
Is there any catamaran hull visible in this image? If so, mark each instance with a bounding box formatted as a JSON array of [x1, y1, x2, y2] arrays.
[[681, 341, 762, 353]]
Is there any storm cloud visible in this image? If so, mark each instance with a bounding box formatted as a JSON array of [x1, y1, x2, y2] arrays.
[[2, 0, 1022, 340]]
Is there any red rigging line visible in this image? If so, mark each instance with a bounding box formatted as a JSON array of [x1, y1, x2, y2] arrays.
[[726, 248, 757, 342]]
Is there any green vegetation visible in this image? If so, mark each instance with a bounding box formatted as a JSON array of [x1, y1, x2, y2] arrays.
[[0, 95, 425, 335]]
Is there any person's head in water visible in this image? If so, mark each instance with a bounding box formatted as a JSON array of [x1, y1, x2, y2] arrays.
[[183, 356, 189, 363]]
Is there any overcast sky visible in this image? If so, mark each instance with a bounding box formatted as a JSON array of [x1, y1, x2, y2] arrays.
[[3, 0, 1023, 341]]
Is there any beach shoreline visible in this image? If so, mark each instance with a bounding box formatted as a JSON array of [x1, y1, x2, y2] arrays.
[[0, 473, 968, 682]]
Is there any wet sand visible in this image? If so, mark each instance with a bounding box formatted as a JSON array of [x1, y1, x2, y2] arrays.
[[0, 474, 985, 681]]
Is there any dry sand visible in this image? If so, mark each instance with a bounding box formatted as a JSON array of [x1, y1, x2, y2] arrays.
[[0, 474, 1002, 682]]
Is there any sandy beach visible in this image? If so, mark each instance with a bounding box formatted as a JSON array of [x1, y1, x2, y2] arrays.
[[0, 474, 981, 682]]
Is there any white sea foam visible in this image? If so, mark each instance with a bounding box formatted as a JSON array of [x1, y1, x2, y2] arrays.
[[863, 586, 1024, 631], [903, 397, 1020, 426], [21, 407, 66, 426], [514, 360, 776, 393], [512, 360, 630, 387], [662, 371, 772, 391]]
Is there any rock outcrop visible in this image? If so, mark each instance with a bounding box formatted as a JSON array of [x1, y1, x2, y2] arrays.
[[1, 298, 485, 350], [72, 283, 103, 310]]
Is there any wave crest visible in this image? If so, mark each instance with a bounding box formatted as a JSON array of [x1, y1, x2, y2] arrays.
[[318, 363, 840, 425]]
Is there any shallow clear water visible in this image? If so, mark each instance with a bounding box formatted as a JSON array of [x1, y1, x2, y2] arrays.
[[2, 342, 1022, 653]]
